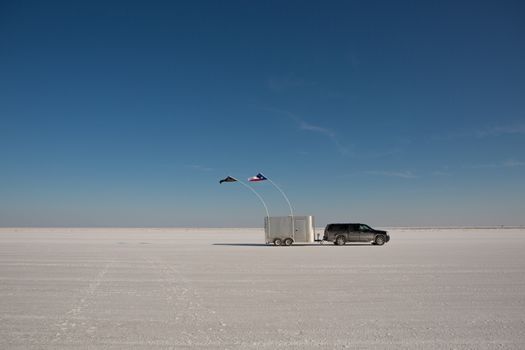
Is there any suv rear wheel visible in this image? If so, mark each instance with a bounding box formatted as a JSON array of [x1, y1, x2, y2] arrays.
[[284, 238, 293, 246], [335, 235, 346, 246], [274, 238, 282, 246]]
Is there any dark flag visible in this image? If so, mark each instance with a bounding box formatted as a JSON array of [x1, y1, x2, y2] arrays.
[[219, 176, 237, 184]]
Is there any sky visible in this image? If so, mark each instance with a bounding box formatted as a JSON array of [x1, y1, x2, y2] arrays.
[[1, 0, 524, 227]]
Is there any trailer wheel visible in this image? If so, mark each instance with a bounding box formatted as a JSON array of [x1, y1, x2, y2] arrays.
[[335, 235, 346, 246], [284, 238, 293, 246], [273, 238, 282, 246], [375, 235, 385, 246]]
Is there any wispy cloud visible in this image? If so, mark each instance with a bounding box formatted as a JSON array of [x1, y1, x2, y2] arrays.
[[300, 120, 349, 155], [433, 123, 525, 141], [365, 170, 417, 179], [354, 148, 405, 159], [464, 159, 525, 169], [266, 75, 316, 93], [264, 107, 406, 158], [298, 120, 336, 138], [503, 159, 525, 167], [431, 165, 452, 177], [184, 164, 214, 172], [474, 124, 525, 138], [432, 170, 452, 177], [265, 107, 349, 155]]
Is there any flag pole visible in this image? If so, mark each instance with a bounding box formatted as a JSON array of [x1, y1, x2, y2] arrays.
[[265, 176, 294, 240], [236, 179, 271, 238], [266, 178, 294, 219]]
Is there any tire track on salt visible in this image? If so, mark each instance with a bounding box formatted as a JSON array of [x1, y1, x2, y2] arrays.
[[51, 260, 114, 345], [144, 256, 230, 347]]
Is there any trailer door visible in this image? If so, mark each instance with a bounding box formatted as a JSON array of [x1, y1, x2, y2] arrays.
[[294, 219, 306, 242]]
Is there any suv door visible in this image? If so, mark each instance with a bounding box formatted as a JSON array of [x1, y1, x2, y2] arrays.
[[338, 224, 348, 240], [347, 224, 360, 242], [328, 224, 348, 241], [358, 224, 375, 242]]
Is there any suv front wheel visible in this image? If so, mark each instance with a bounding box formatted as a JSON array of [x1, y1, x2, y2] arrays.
[[375, 235, 385, 246], [335, 235, 346, 246]]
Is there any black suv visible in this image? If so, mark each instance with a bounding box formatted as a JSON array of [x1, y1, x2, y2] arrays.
[[323, 223, 390, 246]]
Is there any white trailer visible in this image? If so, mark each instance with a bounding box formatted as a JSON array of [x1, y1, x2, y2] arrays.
[[264, 216, 318, 246]]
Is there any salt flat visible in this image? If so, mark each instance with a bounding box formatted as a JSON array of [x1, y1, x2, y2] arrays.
[[0, 227, 524, 349]]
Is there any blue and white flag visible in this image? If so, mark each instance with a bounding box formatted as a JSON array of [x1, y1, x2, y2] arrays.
[[248, 173, 267, 182]]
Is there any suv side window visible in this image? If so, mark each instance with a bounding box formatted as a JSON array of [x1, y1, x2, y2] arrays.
[[329, 224, 347, 232]]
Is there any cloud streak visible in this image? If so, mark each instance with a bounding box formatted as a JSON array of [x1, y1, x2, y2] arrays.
[[433, 123, 525, 141], [475, 124, 525, 138], [184, 164, 214, 172], [465, 159, 525, 169], [365, 170, 417, 179], [264, 107, 406, 159], [432, 170, 452, 177], [267, 76, 316, 93], [298, 120, 349, 155], [265, 107, 349, 155]]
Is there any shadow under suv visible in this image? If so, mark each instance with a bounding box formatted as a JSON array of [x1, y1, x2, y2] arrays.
[[323, 223, 390, 246]]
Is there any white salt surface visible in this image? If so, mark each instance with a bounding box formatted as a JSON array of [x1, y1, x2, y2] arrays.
[[0, 227, 524, 349]]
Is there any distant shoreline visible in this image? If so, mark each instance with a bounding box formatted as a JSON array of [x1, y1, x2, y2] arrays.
[[1, 226, 524, 231]]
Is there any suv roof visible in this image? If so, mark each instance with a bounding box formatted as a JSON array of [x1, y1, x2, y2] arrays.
[[327, 223, 362, 226]]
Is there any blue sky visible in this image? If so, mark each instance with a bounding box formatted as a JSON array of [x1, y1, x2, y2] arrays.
[[1, 0, 524, 227]]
